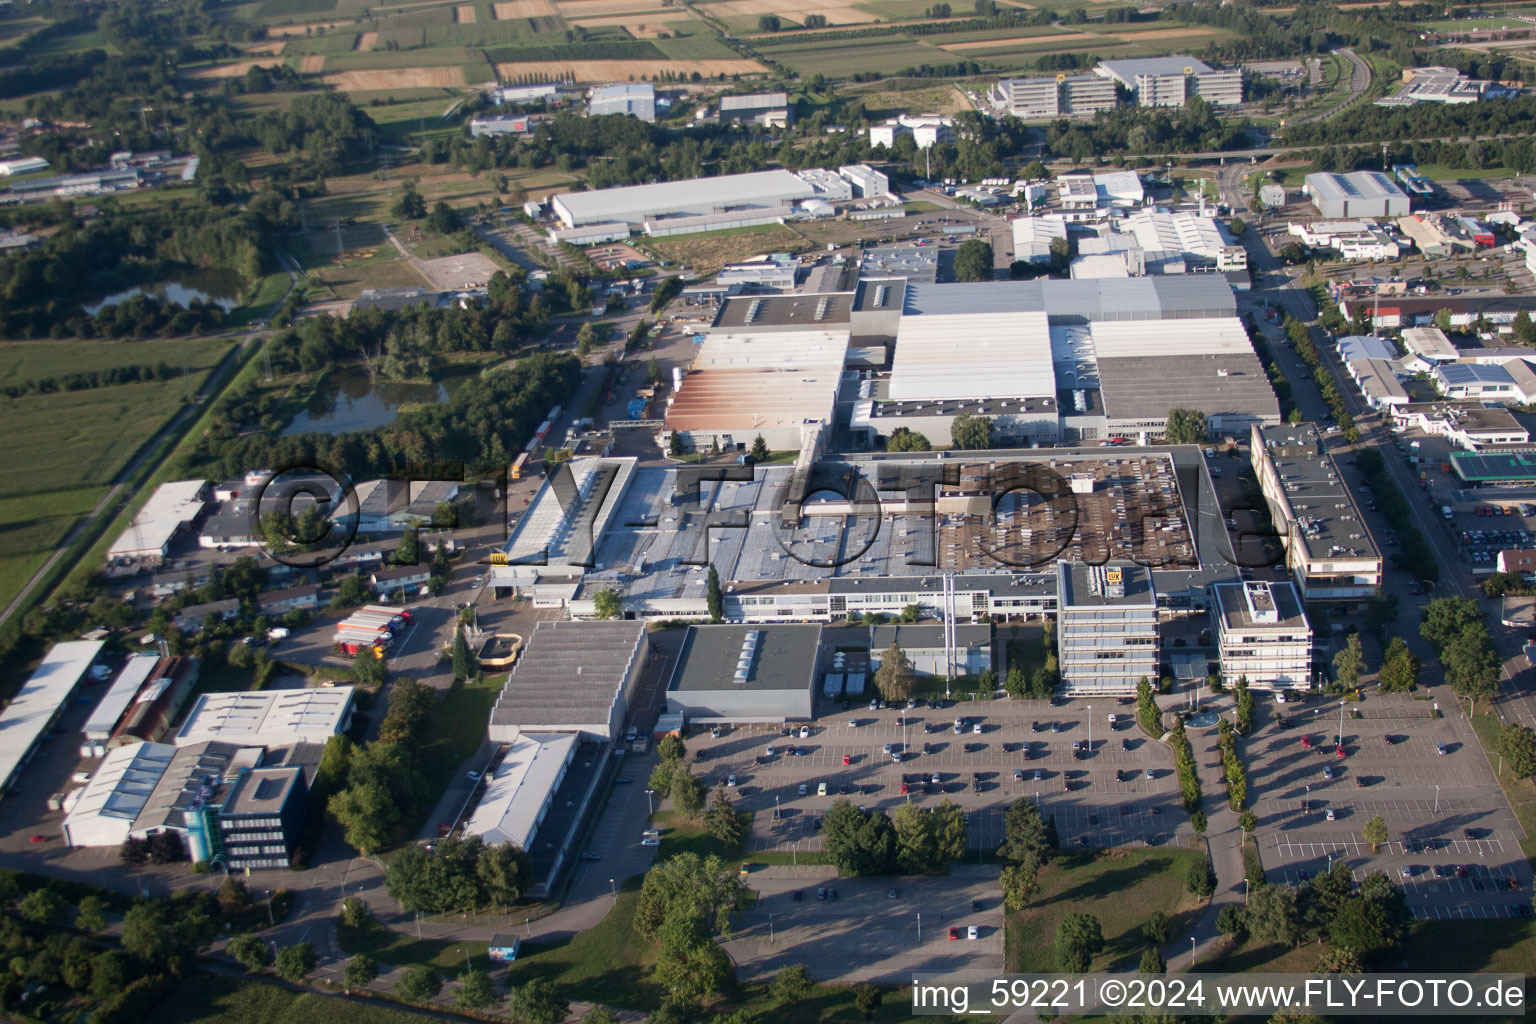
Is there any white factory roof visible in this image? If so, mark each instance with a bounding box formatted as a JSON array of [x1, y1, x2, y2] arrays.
[[1352, 357, 1410, 405], [1094, 171, 1145, 205], [83, 653, 159, 741], [0, 640, 104, 792], [1012, 215, 1067, 260], [889, 310, 1055, 401], [174, 687, 354, 747], [62, 742, 177, 848], [1305, 171, 1408, 205], [1338, 335, 1398, 362], [503, 457, 637, 570], [1402, 326, 1458, 361], [1071, 254, 1131, 278], [463, 732, 577, 849], [108, 480, 207, 559], [665, 330, 848, 433], [1087, 317, 1254, 357], [1120, 210, 1227, 258], [552, 170, 813, 227], [719, 92, 787, 111]]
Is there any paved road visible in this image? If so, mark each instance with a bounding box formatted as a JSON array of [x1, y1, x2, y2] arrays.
[[1294, 49, 1373, 123]]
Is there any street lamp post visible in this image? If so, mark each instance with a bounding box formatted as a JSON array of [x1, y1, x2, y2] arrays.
[[792, 841, 798, 866], [1435, 785, 1440, 814], [769, 912, 774, 944], [917, 912, 922, 943], [1337, 700, 1346, 747], [775, 792, 781, 821], [1087, 706, 1093, 756], [1190, 937, 1196, 964], [609, 877, 616, 896], [264, 890, 274, 927], [645, 788, 655, 816]]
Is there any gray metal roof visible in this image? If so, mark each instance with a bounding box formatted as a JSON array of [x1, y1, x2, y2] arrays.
[[221, 766, 303, 817], [1096, 353, 1280, 422], [868, 624, 992, 650], [489, 620, 645, 728], [1439, 362, 1515, 386], [1057, 561, 1157, 607], [719, 92, 787, 110], [553, 170, 812, 225], [1099, 56, 1213, 78], [904, 276, 1236, 321], [1305, 171, 1408, 205], [670, 624, 821, 693]]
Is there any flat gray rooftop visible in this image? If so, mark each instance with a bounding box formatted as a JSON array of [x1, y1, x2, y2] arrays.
[[713, 292, 853, 330], [1257, 425, 1380, 562], [670, 624, 821, 693], [1212, 579, 1309, 631], [1097, 353, 1280, 422], [1058, 561, 1157, 608], [489, 621, 644, 728]]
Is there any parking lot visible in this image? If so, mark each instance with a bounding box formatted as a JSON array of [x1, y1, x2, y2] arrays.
[[680, 695, 1191, 857], [722, 866, 1004, 984], [1245, 691, 1531, 919]]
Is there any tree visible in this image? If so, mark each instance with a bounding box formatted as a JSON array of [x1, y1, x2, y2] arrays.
[[397, 965, 443, 1002], [1139, 947, 1166, 974], [672, 769, 706, 819], [771, 963, 814, 1004], [1434, 307, 1454, 333], [658, 734, 686, 764], [1332, 632, 1364, 689], [1515, 309, 1536, 345], [16, 889, 65, 926], [974, 0, 996, 12], [1001, 860, 1040, 912], [954, 239, 994, 282], [592, 587, 622, 619], [1246, 881, 1301, 947], [951, 412, 994, 450], [392, 181, 426, 219], [998, 797, 1054, 867], [873, 642, 916, 702], [892, 799, 966, 873], [585, 1009, 620, 1024], [819, 800, 898, 875], [668, 431, 685, 457], [853, 984, 883, 1020], [1142, 911, 1170, 945], [1164, 408, 1208, 445], [1054, 912, 1105, 972], [274, 942, 316, 983], [456, 969, 501, 1010], [1004, 664, 1028, 698], [89, 951, 132, 1001], [1239, 808, 1258, 832], [1217, 904, 1247, 937], [344, 954, 380, 991], [1497, 722, 1536, 778], [1377, 637, 1420, 693], [226, 934, 272, 972], [452, 627, 474, 680], [75, 895, 107, 934], [1328, 896, 1400, 962], [1187, 856, 1216, 898], [634, 852, 751, 940], [654, 910, 732, 1003], [1362, 815, 1388, 854], [705, 564, 723, 623], [478, 843, 532, 909], [750, 435, 769, 462], [217, 876, 251, 918], [704, 786, 744, 846], [1316, 944, 1365, 974], [757, 13, 780, 30], [887, 427, 930, 452]]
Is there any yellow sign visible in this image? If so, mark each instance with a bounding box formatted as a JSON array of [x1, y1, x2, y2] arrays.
[[1057, 73, 1066, 83], [489, 552, 508, 565], [1106, 568, 1123, 584], [1184, 66, 1194, 75]]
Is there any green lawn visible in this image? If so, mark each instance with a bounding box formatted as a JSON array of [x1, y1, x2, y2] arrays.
[[1470, 706, 1536, 859], [415, 675, 504, 811], [0, 337, 229, 387], [158, 972, 432, 1024], [337, 917, 491, 971], [504, 885, 660, 1008], [0, 486, 109, 616], [1004, 846, 1205, 972]]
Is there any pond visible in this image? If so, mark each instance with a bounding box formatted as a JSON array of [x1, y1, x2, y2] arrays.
[[82, 267, 246, 314], [283, 366, 474, 435]]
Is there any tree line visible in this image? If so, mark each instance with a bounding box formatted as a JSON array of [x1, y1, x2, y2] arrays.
[[0, 358, 198, 397]]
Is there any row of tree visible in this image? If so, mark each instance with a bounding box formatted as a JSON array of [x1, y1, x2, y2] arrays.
[[821, 798, 968, 876], [327, 678, 435, 854]]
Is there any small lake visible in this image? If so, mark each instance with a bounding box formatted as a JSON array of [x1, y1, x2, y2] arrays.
[[284, 367, 474, 435], [83, 268, 245, 314]]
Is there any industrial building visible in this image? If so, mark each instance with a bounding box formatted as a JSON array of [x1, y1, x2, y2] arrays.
[[1341, 293, 1536, 331], [208, 764, 311, 870], [1287, 219, 1402, 261], [174, 688, 356, 748], [839, 163, 890, 199], [1399, 326, 1460, 372], [61, 742, 179, 849], [463, 732, 577, 848], [869, 624, 991, 677], [588, 83, 654, 121], [796, 168, 852, 201], [1346, 357, 1411, 410], [1304, 172, 1411, 220], [106, 480, 208, 567], [1391, 402, 1528, 451], [989, 74, 1118, 119], [550, 169, 814, 229], [1012, 215, 1067, 263], [1376, 66, 1515, 106], [470, 115, 537, 137], [490, 82, 563, 105], [1073, 210, 1238, 276], [0, 640, 105, 795], [665, 624, 820, 722], [1056, 171, 1144, 211], [81, 654, 160, 746], [0, 156, 49, 176], [1055, 563, 1159, 695], [1211, 580, 1312, 691], [1250, 422, 1382, 601], [486, 620, 648, 742], [717, 92, 790, 128], [1096, 57, 1242, 107], [1435, 362, 1519, 402]]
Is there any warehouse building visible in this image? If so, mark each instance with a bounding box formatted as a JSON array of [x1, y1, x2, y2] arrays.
[[486, 620, 648, 742], [81, 654, 161, 747], [1211, 580, 1312, 691], [464, 732, 577, 853], [1251, 422, 1381, 601], [1012, 215, 1067, 263], [491, 82, 563, 105], [662, 328, 848, 452], [61, 742, 177, 849], [1304, 172, 1411, 219], [550, 169, 813, 228], [1435, 362, 1518, 402], [718, 92, 790, 127], [107, 480, 208, 568], [1400, 326, 1462, 371], [666, 624, 820, 722], [839, 163, 890, 198], [1376, 66, 1513, 106], [174, 688, 356, 748], [1287, 219, 1401, 261], [1056, 563, 1158, 695], [796, 168, 852, 201], [1347, 357, 1411, 410], [588, 83, 654, 121], [0, 640, 105, 795], [989, 74, 1118, 119], [869, 624, 992, 677], [1393, 402, 1529, 451], [1096, 57, 1243, 107]]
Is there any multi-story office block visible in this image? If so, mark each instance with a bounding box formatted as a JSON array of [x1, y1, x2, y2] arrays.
[[1056, 562, 1158, 695]]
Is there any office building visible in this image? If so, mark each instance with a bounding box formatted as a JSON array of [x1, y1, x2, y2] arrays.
[[1377, 66, 1514, 106], [203, 764, 310, 871], [1056, 563, 1158, 695], [869, 624, 992, 677], [990, 74, 1118, 119], [868, 114, 954, 149], [1250, 422, 1381, 601], [1211, 580, 1312, 691], [1096, 57, 1242, 107], [839, 163, 890, 199]]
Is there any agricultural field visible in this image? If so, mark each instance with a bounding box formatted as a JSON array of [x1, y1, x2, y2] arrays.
[[645, 223, 809, 274]]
